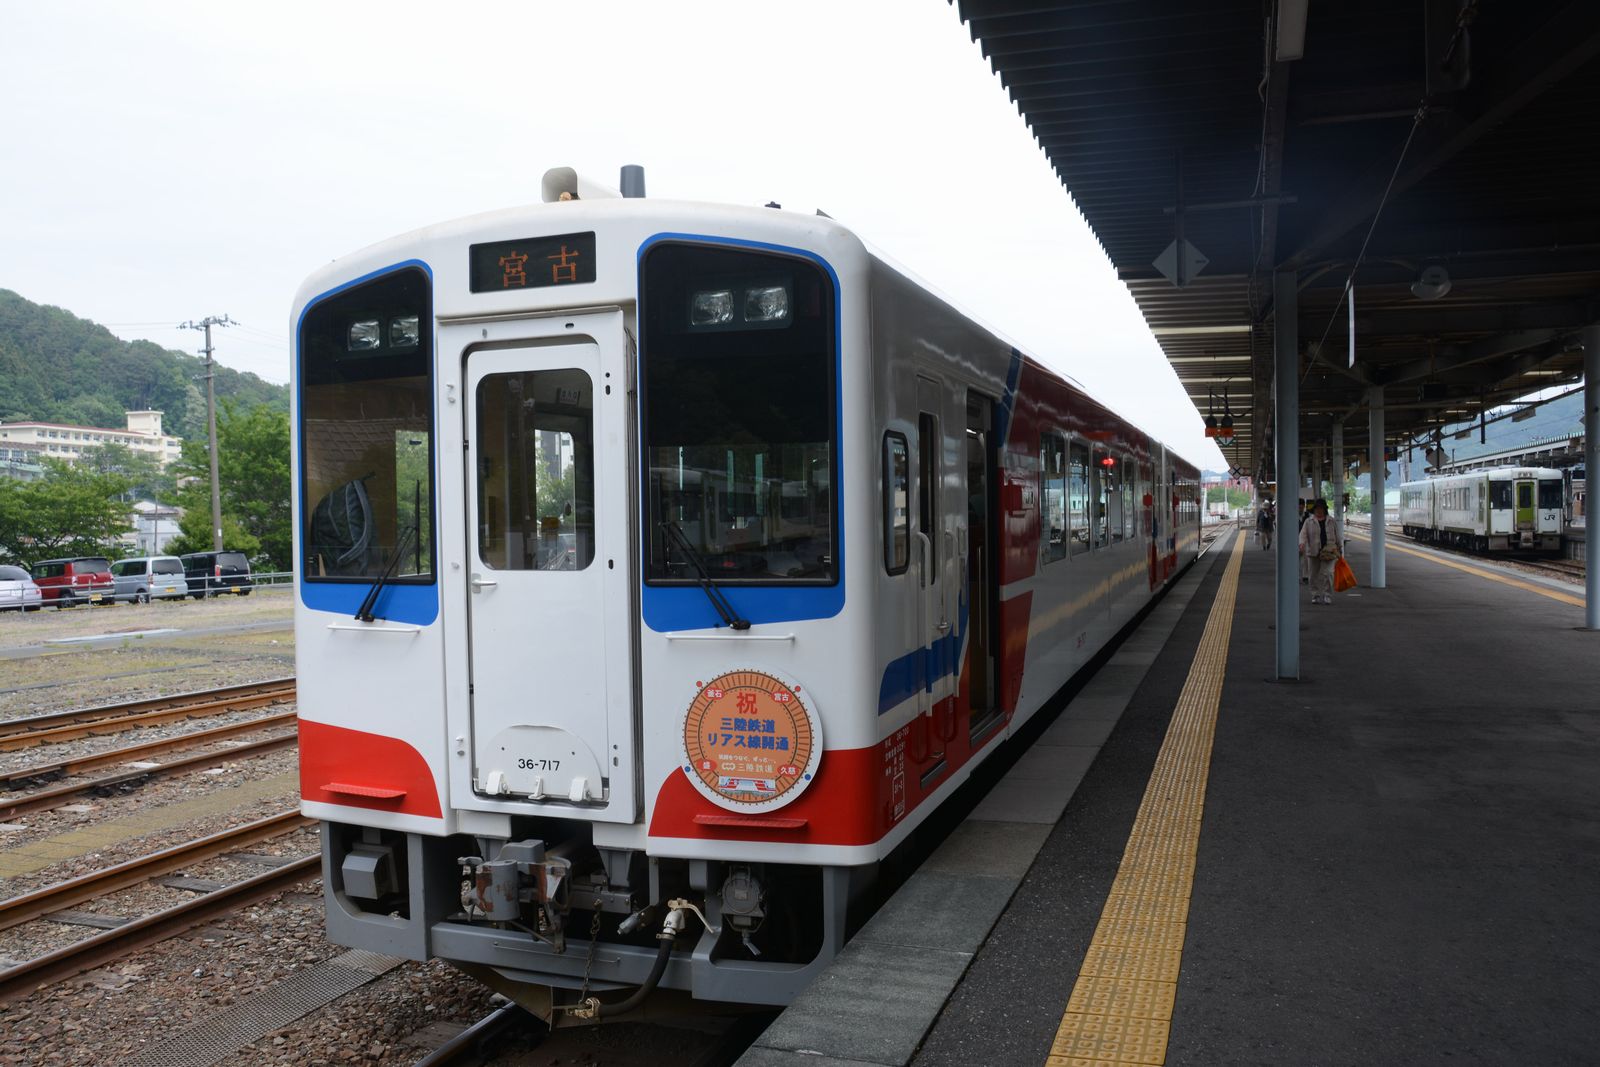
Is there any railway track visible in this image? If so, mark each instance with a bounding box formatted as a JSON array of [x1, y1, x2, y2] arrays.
[[0, 810, 316, 1001], [1346, 519, 1585, 583], [0, 677, 296, 751], [0, 721, 298, 820]]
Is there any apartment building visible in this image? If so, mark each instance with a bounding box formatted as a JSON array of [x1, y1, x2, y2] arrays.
[[0, 411, 183, 469]]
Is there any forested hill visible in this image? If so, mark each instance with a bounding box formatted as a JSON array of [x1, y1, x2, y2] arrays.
[[0, 289, 287, 440]]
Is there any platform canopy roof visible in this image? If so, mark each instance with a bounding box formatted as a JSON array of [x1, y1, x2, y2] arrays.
[[952, 0, 1600, 482]]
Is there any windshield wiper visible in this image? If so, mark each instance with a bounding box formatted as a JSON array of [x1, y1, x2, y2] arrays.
[[355, 527, 417, 622], [661, 520, 750, 630]]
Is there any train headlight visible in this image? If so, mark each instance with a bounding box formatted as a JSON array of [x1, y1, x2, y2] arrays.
[[348, 320, 381, 351], [690, 290, 735, 326], [389, 316, 420, 348], [744, 285, 789, 323]]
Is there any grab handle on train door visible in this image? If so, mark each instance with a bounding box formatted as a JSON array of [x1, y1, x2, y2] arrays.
[[470, 573, 498, 592], [914, 531, 949, 636]]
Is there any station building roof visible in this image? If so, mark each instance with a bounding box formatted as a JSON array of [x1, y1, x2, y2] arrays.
[[952, 0, 1600, 481]]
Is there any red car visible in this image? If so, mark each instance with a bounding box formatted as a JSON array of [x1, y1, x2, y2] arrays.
[[30, 557, 115, 608]]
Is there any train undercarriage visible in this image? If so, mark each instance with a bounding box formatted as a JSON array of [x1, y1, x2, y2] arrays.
[[319, 819, 856, 1021]]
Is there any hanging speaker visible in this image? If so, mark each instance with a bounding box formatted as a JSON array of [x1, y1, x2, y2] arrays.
[[1411, 265, 1452, 301]]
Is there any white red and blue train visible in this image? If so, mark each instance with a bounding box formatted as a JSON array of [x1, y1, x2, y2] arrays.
[[291, 168, 1201, 1020]]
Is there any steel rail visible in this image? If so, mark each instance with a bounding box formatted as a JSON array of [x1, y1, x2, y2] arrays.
[[0, 853, 319, 1002], [2, 710, 299, 790], [1347, 518, 1584, 581], [413, 1001, 530, 1067], [0, 809, 311, 933], [0, 679, 296, 751], [0, 678, 295, 740], [0, 730, 299, 820]]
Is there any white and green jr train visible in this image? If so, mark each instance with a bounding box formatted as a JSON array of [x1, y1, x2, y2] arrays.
[[1398, 467, 1566, 552]]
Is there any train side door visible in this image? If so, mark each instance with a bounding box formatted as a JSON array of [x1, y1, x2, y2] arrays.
[[460, 312, 634, 820], [965, 392, 1001, 740], [916, 378, 952, 765]]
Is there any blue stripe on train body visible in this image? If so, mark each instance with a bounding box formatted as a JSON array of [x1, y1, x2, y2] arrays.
[[877, 595, 970, 716]]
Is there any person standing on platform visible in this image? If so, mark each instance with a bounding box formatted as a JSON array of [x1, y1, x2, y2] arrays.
[[1297, 499, 1312, 583], [1298, 498, 1343, 605], [1256, 499, 1274, 549]]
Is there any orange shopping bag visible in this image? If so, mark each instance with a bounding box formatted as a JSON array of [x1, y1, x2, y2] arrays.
[[1333, 556, 1357, 593]]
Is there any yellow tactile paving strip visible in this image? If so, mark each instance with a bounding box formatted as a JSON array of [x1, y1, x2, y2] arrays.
[[0, 771, 298, 879], [1346, 531, 1584, 607], [1046, 531, 1245, 1067]]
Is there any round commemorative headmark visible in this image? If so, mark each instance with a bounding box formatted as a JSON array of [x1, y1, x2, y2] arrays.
[[682, 669, 823, 812]]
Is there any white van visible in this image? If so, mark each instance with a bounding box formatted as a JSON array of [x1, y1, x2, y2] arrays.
[[110, 556, 190, 603]]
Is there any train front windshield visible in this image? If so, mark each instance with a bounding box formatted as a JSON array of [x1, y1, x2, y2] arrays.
[[640, 243, 837, 584], [298, 267, 435, 583]]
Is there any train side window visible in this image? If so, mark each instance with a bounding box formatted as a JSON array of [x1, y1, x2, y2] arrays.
[[1092, 449, 1111, 548], [1122, 461, 1135, 540], [1139, 462, 1153, 538], [1068, 441, 1090, 555], [884, 432, 909, 575], [1041, 434, 1066, 563]]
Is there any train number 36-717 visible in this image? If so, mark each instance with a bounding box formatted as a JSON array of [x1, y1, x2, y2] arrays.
[[517, 758, 561, 771]]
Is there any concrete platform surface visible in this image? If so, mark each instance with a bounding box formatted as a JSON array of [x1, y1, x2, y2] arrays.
[[911, 528, 1600, 1065]]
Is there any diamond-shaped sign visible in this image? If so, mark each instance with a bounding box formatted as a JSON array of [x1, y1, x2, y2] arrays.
[[1153, 239, 1209, 288]]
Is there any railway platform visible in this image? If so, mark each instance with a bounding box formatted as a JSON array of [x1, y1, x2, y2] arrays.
[[740, 524, 1600, 1066]]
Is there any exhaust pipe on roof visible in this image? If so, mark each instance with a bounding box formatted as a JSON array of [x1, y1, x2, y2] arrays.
[[620, 165, 646, 198]]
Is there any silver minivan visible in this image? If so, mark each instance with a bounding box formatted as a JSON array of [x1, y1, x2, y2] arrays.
[[110, 556, 189, 603]]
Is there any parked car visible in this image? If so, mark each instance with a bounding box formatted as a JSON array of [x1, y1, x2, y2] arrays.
[[110, 556, 190, 603], [30, 557, 114, 608], [180, 550, 253, 597], [0, 565, 44, 612]]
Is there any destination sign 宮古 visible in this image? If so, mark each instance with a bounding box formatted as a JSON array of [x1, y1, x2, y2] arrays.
[[469, 232, 597, 293]]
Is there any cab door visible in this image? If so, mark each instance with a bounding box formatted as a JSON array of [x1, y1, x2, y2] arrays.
[[461, 311, 635, 820]]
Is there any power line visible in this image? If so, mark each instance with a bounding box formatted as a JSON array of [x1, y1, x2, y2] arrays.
[[1303, 102, 1430, 385]]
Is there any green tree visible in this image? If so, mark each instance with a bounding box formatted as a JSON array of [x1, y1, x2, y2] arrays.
[[163, 508, 261, 561], [1206, 486, 1252, 510], [78, 442, 175, 502], [0, 459, 134, 565], [166, 401, 291, 569]]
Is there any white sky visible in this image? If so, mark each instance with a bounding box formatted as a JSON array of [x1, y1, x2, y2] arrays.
[[0, 1, 1225, 470]]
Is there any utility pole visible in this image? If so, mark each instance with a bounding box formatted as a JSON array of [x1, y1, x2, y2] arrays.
[[179, 315, 236, 551]]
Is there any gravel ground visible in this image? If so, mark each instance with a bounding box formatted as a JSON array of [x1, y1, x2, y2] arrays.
[[238, 954, 502, 1066], [0, 866, 507, 1067], [0, 823, 320, 968], [0, 753, 301, 896], [0, 639, 293, 722], [1, 705, 295, 779], [0, 588, 292, 649]]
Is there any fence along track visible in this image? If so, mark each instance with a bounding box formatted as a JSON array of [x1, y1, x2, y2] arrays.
[[0, 678, 296, 750]]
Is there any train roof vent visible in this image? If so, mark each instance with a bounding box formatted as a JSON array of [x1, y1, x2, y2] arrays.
[[541, 167, 621, 203]]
